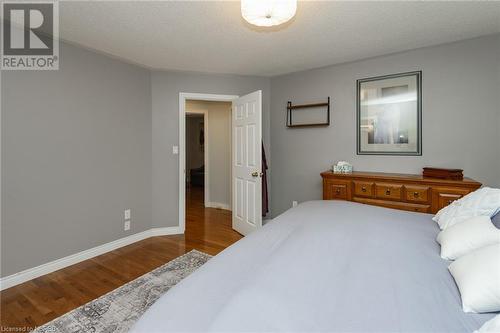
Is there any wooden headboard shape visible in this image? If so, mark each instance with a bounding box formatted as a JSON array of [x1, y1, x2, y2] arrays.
[[321, 171, 481, 214]]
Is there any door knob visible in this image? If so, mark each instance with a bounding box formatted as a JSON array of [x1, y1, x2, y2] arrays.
[[251, 171, 259, 177]]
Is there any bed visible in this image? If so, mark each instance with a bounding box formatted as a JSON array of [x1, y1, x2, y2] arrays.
[[131, 200, 496, 332]]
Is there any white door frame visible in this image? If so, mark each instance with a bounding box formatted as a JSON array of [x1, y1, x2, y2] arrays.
[[179, 93, 239, 233], [185, 110, 209, 206]]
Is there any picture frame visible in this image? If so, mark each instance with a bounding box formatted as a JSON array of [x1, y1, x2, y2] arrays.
[[356, 71, 422, 156]]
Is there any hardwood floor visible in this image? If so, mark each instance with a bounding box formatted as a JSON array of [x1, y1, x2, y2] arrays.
[[0, 186, 242, 331]]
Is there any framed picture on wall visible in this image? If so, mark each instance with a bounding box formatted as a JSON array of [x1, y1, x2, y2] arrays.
[[356, 71, 422, 155]]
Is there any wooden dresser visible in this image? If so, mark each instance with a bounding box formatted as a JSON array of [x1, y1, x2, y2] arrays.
[[321, 171, 481, 214]]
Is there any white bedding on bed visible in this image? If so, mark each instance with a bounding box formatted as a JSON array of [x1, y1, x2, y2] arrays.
[[131, 200, 495, 332]]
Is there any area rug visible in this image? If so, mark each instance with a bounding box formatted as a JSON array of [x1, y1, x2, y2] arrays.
[[34, 250, 212, 333]]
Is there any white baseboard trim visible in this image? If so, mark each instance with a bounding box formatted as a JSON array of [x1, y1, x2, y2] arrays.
[[206, 202, 231, 211], [150, 226, 184, 236], [0, 226, 183, 291]]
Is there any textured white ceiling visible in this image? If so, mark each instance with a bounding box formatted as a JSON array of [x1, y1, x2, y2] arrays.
[[59, 1, 500, 76]]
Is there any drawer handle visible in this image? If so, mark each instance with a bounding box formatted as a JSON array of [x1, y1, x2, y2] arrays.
[[361, 187, 367, 192], [386, 189, 391, 195], [335, 188, 341, 194], [413, 192, 419, 198]]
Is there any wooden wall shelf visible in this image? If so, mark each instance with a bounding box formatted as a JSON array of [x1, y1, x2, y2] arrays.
[[287, 123, 329, 128], [286, 97, 330, 128]]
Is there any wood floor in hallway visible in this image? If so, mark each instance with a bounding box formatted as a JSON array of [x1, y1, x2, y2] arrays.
[[0, 186, 242, 331]]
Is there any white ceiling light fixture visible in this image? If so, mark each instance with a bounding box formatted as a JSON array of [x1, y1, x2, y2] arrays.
[[241, 0, 297, 27]]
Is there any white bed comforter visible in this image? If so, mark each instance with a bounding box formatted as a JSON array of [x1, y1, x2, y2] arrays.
[[131, 201, 494, 332]]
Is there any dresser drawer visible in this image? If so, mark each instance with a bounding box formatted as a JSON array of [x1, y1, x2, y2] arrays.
[[354, 197, 431, 213], [437, 193, 462, 208], [375, 183, 402, 201], [323, 180, 349, 200], [431, 187, 472, 213], [405, 186, 430, 203], [330, 184, 348, 200], [353, 181, 374, 197]]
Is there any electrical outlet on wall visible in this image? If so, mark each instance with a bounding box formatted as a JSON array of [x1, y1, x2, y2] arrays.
[[292, 201, 298, 207], [124, 220, 131, 231], [124, 209, 131, 220]]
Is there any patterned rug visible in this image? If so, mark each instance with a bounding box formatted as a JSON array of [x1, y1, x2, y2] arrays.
[[34, 250, 212, 333]]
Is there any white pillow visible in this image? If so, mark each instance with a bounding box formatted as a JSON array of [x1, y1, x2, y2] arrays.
[[474, 314, 500, 333], [433, 187, 500, 230], [448, 243, 500, 313], [436, 216, 500, 260]]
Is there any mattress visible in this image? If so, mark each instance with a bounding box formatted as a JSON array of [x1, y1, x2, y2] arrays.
[[131, 200, 495, 332]]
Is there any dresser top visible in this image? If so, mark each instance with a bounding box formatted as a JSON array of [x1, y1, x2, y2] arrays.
[[321, 170, 481, 188]]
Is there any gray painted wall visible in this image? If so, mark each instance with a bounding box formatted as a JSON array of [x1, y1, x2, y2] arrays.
[[2, 33, 498, 277], [151, 71, 271, 228], [1, 42, 152, 277], [498, 48, 500, 189], [1, 45, 271, 277], [270, 34, 500, 217]]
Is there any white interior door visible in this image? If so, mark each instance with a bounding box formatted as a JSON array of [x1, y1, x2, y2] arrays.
[[232, 91, 262, 235]]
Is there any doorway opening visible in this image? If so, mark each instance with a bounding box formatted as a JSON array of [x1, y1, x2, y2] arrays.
[[185, 110, 207, 206], [179, 93, 238, 237], [185, 100, 232, 209], [179, 92, 264, 237]]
